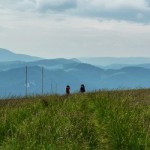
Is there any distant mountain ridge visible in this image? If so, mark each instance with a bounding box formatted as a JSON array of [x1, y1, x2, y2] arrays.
[[0, 58, 80, 71], [78, 57, 150, 67], [1, 48, 150, 98], [0, 48, 42, 62], [1, 61, 150, 97]]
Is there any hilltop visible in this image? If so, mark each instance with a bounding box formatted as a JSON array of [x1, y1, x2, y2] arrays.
[[0, 48, 42, 62], [0, 89, 150, 149]]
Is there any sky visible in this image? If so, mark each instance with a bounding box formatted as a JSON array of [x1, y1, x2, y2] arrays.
[[0, 0, 150, 58]]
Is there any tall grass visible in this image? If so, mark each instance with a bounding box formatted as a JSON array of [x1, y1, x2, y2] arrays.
[[0, 89, 150, 149]]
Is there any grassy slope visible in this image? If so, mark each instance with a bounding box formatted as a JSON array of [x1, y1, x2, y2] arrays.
[[0, 89, 150, 150]]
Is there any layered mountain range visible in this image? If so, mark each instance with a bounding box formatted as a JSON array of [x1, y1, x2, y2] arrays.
[[1, 48, 150, 98]]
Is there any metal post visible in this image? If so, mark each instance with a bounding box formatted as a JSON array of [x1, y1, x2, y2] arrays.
[[26, 65, 28, 97], [42, 67, 44, 95], [51, 82, 53, 94]]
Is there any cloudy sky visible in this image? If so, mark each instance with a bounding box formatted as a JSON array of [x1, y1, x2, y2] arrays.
[[0, 0, 150, 58]]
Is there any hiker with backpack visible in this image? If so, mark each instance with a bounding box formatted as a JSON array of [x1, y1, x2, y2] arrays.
[[66, 85, 70, 95], [80, 84, 85, 93]]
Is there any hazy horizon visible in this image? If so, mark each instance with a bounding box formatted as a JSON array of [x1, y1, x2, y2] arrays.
[[2, 47, 150, 59]]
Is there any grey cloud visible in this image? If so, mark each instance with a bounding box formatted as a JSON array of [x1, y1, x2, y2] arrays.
[[0, 26, 7, 32], [73, 0, 150, 23], [32, 0, 150, 23], [146, 0, 150, 6], [16, 1, 35, 11], [15, 0, 77, 12], [36, 0, 77, 12], [2, 0, 150, 23], [78, 8, 150, 23], [0, 0, 20, 7]]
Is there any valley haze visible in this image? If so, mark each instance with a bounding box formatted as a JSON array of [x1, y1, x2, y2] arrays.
[[1, 48, 150, 98]]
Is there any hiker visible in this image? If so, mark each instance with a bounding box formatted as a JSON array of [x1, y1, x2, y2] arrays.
[[80, 84, 85, 93], [66, 85, 70, 95]]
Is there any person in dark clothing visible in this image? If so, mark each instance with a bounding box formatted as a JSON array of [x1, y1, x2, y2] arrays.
[[80, 84, 85, 93], [66, 85, 70, 95]]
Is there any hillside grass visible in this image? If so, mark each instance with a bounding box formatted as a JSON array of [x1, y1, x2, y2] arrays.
[[0, 89, 150, 150]]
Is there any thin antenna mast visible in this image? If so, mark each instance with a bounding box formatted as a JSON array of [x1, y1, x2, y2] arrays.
[[26, 65, 28, 97], [42, 66, 44, 95]]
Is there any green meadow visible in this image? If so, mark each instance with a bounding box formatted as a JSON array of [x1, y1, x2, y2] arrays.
[[0, 89, 150, 150]]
